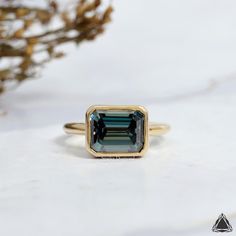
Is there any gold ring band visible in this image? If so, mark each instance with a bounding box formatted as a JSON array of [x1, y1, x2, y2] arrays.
[[64, 122, 170, 136]]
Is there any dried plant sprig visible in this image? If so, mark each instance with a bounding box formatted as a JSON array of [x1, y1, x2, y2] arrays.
[[0, 0, 113, 94]]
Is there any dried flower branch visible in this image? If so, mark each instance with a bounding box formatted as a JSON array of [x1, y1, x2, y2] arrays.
[[0, 0, 113, 94]]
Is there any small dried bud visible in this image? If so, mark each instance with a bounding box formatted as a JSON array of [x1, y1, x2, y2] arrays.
[[0, 10, 6, 20], [53, 52, 65, 58], [16, 8, 29, 17], [0, 86, 4, 94], [24, 19, 33, 29], [13, 28, 24, 38], [0, 69, 10, 80], [61, 12, 71, 26], [25, 44, 34, 56], [76, 1, 99, 18], [27, 37, 38, 45], [20, 57, 32, 71], [50, 1, 58, 12], [103, 6, 113, 23], [36, 10, 52, 24], [47, 46, 54, 56]]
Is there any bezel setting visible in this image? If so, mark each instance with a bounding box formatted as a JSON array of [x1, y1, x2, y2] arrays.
[[86, 105, 149, 157]]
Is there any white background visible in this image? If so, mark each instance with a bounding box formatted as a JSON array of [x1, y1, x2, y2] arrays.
[[1, 1, 236, 235]]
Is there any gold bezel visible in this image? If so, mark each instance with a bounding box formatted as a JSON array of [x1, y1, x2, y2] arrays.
[[85, 105, 149, 157]]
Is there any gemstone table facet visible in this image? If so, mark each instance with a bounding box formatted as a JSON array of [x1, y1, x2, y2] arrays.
[[89, 109, 145, 153]]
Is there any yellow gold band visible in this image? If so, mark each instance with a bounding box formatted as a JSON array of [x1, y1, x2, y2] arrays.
[[64, 122, 170, 136]]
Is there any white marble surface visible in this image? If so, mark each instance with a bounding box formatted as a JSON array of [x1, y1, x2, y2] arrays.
[[1, 1, 236, 235]]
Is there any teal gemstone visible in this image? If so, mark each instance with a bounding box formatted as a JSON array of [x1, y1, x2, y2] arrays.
[[90, 110, 145, 153]]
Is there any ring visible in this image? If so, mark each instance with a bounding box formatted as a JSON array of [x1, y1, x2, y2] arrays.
[[64, 105, 170, 157]]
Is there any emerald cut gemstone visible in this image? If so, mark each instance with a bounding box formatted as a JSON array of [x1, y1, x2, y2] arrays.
[[89, 109, 145, 153]]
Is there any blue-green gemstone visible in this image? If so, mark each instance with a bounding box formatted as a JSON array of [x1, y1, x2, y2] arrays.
[[90, 110, 145, 153]]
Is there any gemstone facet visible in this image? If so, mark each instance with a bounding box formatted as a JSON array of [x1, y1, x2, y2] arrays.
[[88, 108, 146, 154]]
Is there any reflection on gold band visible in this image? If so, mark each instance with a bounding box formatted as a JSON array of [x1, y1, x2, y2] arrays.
[[64, 122, 170, 136]]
